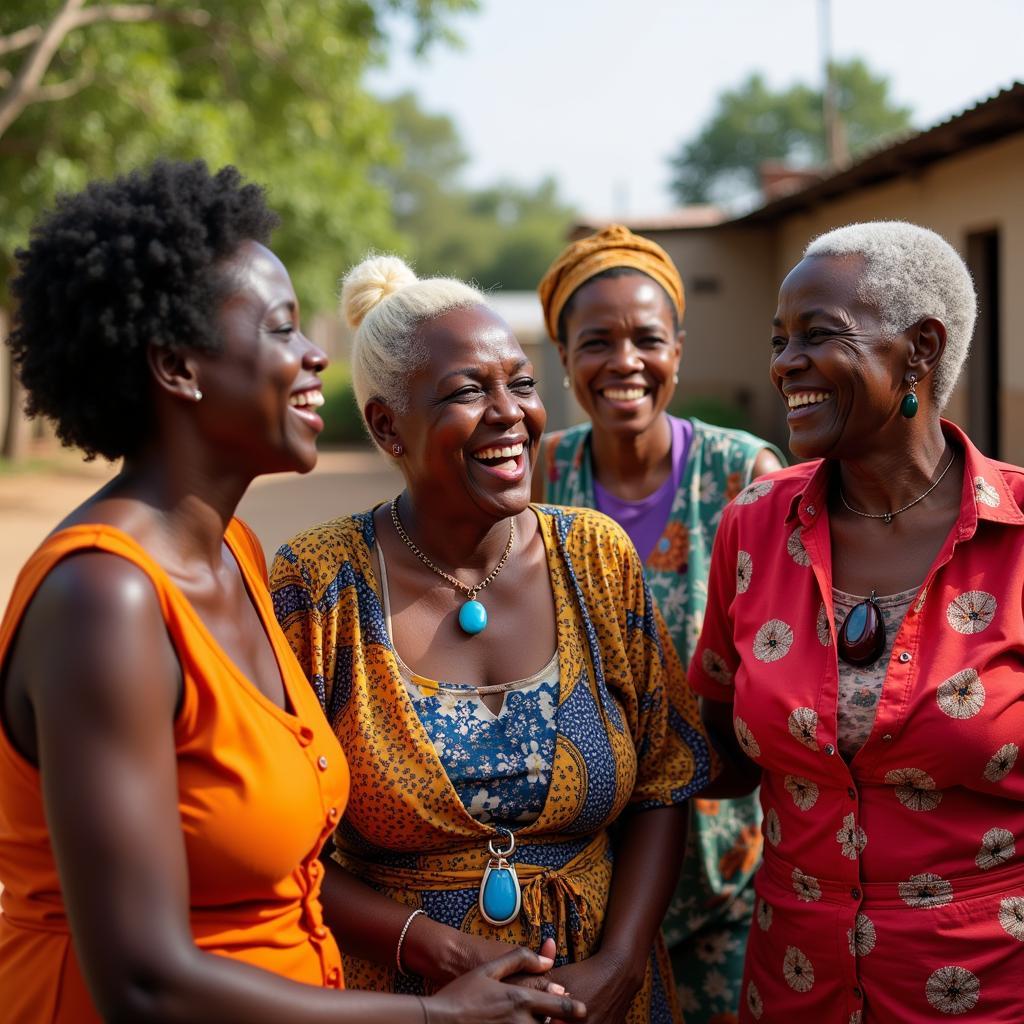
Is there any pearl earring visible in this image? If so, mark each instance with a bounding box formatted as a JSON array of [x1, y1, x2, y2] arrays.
[[193, 389, 203, 402], [562, 375, 571, 390]]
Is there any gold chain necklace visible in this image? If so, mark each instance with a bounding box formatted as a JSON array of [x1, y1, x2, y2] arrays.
[[389, 496, 515, 635]]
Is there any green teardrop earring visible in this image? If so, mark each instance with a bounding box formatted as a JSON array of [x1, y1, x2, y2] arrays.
[[900, 374, 919, 418]]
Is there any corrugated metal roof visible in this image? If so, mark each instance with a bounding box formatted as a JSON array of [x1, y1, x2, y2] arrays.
[[734, 81, 1024, 224], [571, 206, 726, 235]]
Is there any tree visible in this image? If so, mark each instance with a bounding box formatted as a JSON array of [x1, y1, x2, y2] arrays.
[[668, 59, 913, 204], [0, 0, 475, 457], [380, 91, 576, 290]]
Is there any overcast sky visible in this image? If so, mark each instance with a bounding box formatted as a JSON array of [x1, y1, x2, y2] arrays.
[[367, 0, 1024, 217]]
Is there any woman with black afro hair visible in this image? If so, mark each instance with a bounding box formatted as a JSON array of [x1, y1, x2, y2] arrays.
[[0, 160, 584, 1024]]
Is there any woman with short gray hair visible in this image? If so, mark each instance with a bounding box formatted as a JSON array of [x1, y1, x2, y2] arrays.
[[690, 221, 1024, 1021]]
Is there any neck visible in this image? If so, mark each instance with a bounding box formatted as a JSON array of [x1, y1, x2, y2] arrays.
[[835, 416, 954, 516], [395, 491, 517, 575], [589, 412, 673, 496], [115, 449, 252, 569]]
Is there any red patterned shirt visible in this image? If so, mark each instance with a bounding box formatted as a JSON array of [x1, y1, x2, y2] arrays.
[[690, 420, 1024, 1023]]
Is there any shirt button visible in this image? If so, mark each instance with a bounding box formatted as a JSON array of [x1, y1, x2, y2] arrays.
[[317, 755, 329, 771], [309, 861, 321, 877], [327, 967, 341, 985], [851, 888, 861, 900], [313, 926, 328, 940], [824, 743, 836, 756], [898, 651, 912, 663], [327, 806, 339, 821], [298, 726, 314, 746], [806, 504, 816, 516], [882, 733, 893, 742], [847, 787, 856, 799]]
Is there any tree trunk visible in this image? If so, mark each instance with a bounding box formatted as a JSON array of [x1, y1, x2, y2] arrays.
[[1, 308, 28, 461]]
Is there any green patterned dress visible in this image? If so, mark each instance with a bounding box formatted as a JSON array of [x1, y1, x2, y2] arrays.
[[539, 416, 784, 1023]]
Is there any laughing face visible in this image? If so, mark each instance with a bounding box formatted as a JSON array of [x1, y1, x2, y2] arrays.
[[389, 304, 546, 522], [560, 271, 682, 440], [771, 254, 909, 461], [193, 240, 327, 476]]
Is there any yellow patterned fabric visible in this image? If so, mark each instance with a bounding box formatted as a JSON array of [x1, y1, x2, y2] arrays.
[[271, 504, 716, 1022]]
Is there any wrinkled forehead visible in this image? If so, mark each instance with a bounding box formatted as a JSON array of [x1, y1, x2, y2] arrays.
[[572, 270, 675, 322], [415, 304, 529, 382]]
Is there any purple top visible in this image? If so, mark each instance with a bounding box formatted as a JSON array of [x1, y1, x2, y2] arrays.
[[593, 415, 693, 564]]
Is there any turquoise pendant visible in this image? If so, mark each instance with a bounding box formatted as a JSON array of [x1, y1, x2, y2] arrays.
[[478, 829, 521, 927], [458, 598, 488, 635]]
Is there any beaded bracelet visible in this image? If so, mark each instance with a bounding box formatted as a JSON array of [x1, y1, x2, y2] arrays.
[[396, 908, 427, 976]]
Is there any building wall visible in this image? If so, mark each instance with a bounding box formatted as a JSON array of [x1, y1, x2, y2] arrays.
[[654, 225, 785, 445], [773, 132, 1024, 463]]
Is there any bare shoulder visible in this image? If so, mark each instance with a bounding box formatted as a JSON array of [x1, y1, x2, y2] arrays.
[[14, 550, 178, 716], [753, 446, 785, 477]]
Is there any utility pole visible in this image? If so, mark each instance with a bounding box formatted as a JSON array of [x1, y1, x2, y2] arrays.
[[819, 0, 849, 169]]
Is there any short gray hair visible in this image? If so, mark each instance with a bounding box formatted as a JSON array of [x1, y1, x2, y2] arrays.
[[803, 221, 977, 409], [340, 255, 485, 414]]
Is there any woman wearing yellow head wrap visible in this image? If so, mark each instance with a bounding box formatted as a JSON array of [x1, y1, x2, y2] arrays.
[[535, 225, 784, 1023]]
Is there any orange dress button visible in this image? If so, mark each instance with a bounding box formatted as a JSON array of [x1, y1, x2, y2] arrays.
[[327, 806, 339, 821], [313, 926, 328, 940], [327, 967, 341, 986], [298, 726, 314, 746], [317, 755, 329, 770], [309, 860, 321, 877]]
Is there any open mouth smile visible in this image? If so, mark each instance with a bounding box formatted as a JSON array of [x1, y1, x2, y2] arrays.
[[288, 387, 325, 432], [471, 441, 526, 480], [600, 385, 650, 405], [785, 390, 832, 415]]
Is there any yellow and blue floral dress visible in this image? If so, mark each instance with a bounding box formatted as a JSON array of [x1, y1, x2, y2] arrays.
[[541, 417, 783, 1023], [271, 504, 716, 1023]]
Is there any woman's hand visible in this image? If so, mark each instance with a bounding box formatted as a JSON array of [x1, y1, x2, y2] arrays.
[[427, 947, 586, 1024], [543, 950, 642, 1024]]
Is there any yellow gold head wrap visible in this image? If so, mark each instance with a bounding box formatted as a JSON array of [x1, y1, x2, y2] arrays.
[[537, 224, 685, 343]]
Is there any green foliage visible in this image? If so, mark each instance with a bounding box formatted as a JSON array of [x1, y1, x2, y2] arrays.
[[380, 91, 576, 290], [0, 0, 476, 310], [317, 362, 367, 445], [668, 59, 913, 204]]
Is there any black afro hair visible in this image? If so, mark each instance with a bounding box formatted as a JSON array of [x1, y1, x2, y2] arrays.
[[7, 160, 279, 460]]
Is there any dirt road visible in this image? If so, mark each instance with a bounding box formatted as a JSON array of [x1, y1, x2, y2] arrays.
[[0, 447, 401, 612]]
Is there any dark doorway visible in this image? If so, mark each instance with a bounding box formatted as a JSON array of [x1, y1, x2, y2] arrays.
[[966, 230, 1001, 458]]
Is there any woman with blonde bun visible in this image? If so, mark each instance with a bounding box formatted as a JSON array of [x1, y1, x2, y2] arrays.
[[270, 254, 717, 1023]]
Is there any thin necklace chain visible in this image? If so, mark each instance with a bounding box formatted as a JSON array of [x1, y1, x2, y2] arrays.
[[390, 496, 515, 601], [839, 450, 957, 523]]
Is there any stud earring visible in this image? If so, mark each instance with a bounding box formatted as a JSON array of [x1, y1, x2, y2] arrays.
[[562, 375, 571, 390], [673, 372, 679, 385], [391, 442, 403, 457], [900, 374, 918, 419], [193, 389, 203, 402]]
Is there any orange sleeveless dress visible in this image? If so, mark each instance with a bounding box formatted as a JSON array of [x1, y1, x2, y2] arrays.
[[0, 521, 350, 1023]]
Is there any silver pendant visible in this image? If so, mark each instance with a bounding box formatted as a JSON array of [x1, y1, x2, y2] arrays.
[[478, 828, 522, 927]]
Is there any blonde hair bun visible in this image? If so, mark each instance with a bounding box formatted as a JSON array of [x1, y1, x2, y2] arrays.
[[340, 255, 419, 328]]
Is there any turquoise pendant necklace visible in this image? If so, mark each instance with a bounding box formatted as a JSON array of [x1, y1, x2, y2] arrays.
[[478, 827, 522, 927], [389, 496, 515, 636]]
